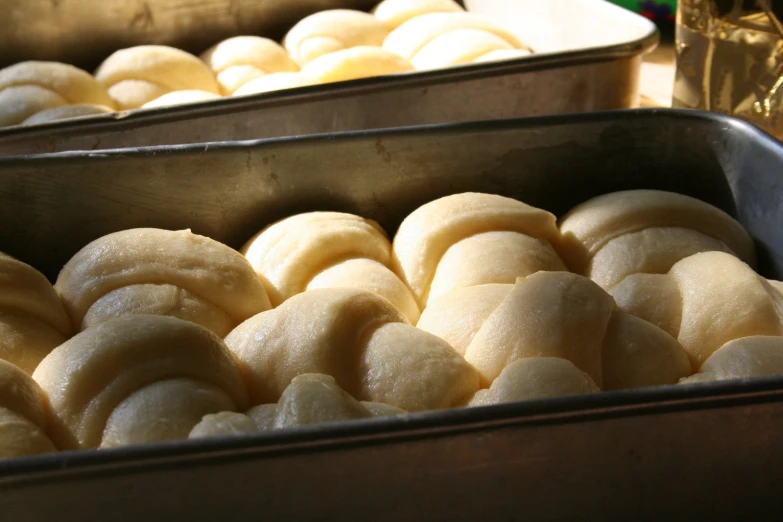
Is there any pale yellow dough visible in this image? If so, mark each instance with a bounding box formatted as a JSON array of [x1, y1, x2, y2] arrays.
[[55, 228, 271, 335], [22, 103, 114, 125], [681, 336, 783, 384], [32, 315, 249, 450], [372, 0, 464, 29], [233, 73, 315, 96], [141, 90, 221, 109], [419, 272, 690, 390], [94, 46, 220, 110], [559, 190, 755, 289], [0, 252, 72, 373], [301, 46, 413, 84], [0, 61, 114, 127], [383, 12, 530, 70], [0, 359, 57, 458], [201, 36, 299, 95], [242, 212, 419, 323], [283, 10, 390, 66], [190, 373, 406, 438], [225, 288, 479, 411], [391, 192, 566, 308], [610, 251, 783, 369], [469, 358, 599, 407]]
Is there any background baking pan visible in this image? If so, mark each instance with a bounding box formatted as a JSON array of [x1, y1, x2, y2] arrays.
[[0, 0, 658, 157], [1, 108, 783, 520]]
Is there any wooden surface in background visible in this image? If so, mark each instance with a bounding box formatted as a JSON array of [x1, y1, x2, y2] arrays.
[[640, 42, 675, 107]]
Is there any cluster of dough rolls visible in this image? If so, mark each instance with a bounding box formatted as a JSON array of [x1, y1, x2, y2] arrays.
[[3, 189, 782, 460], [0, 0, 532, 128]]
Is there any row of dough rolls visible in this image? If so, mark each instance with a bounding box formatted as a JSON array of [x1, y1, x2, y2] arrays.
[[4, 189, 782, 460], [0, 0, 532, 128]]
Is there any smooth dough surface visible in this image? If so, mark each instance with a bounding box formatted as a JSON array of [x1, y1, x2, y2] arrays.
[[201, 36, 298, 94], [610, 251, 783, 369], [225, 288, 478, 411], [558, 190, 755, 275], [33, 315, 248, 449], [372, 0, 463, 29], [383, 12, 527, 61], [22, 103, 114, 125], [284, 10, 390, 66], [55, 228, 271, 332], [241, 212, 409, 311], [681, 336, 783, 384], [0, 61, 114, 127], [82, 284, 235, 338], [233, 72, 315, 96], [190, 374, 406, 438], [411, 28, 518, 70], [0, 360, 57, 458], [301, 46, 412, 84], [141, 90, 221, 109], [417, 284, 513, 355], [392, 192, 563, 307], [469, 358, 599, 407], [94, 46, 220, 109]]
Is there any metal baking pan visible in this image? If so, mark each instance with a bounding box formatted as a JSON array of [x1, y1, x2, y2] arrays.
[[0, 0, 658, 157], [1, 108, 783, 520]]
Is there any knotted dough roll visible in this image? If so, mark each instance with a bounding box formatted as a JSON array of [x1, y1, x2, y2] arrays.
[[242, 212, 419, 323], [417, 272, 691, 390], [32, 315, 249, 450], [0, 61, 114, 127], [201, 36, 299, 95], [225, 288, 479, 411], [300, 46, 413, 84], [141, 90, 221, 109], [373, 0, 464, 29], [0, 359, 58, 458], [383, 13, 531, 70], [680, 336, 783, 384], [610, 251, 783, 369], [468, 358, 599, 407], [283, 10, 390, 66], [22, 103, 114, 125], [190, 373, 406, 438], [559, 190, 755, 290], [392, 192, 567, 308], [94, 45, 220, 110], [0, 252, 72, 374], [55, 228, 271, 337], [233, 72, 315, 96]]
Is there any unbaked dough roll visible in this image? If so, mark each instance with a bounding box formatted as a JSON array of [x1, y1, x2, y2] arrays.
[[233, 72, 315, 96], [610, 251, 783, 369], [0, 61, 114, 127], [559, 190, 755, 289], [283, 10, 390, 66], [22, 103, 114, 125], [225, 288, 479, 411], [681, 336, 783, 384], [0, 252, 72, 373], [418, 272, 691, 390], [242, 212, 419, 323], [141, 90, 221, 109], [94, 46, 220, 110], [0, 359, 58, 458], [190, 373, 406, 438], [33, 315, 249, 450], [373, 0, 464, 29], [300, 46, 413, 84], [383, 12, 531, 70], [55, 228, 271, 337], [201, 36, 299, 95], [392, 192, 567, 308], [468, 358, 599, 407]]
